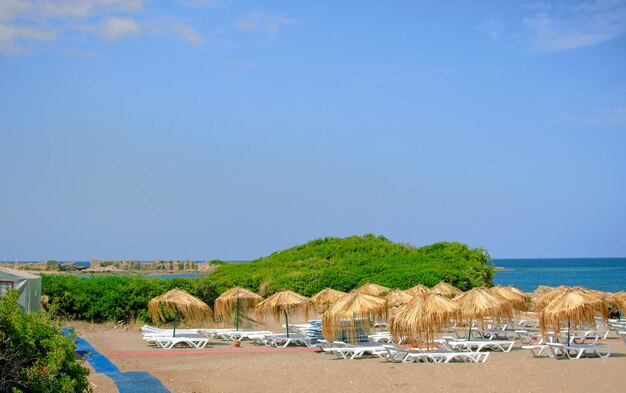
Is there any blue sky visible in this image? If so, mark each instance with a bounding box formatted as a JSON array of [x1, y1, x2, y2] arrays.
[[1, 1, 625, 261]]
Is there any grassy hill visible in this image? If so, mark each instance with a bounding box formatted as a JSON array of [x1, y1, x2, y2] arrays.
[[208, 234, 494, 296]]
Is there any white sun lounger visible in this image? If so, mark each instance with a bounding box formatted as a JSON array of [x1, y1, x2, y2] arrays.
[[258, 333, 309, 348], [546, 343, 612, 359], [522, 344, 550, 357], [407, 351, 490, 363], [145, 335, 210, 349], [323, 345, 387, 359], [448, 340, 515, 352]]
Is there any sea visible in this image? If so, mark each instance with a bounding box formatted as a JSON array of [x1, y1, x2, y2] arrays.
[[5, 258, 626, 292], [492, 258, 626, 292]]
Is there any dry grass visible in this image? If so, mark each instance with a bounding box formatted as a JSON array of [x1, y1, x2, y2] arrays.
[[322, 291, 387, 343], [390, 293, 459, 348], [539, 287, 608, 336], [214, 287, 262, 320], [385, 290, 414, 308], [310, 288, 346, 313], [607, 291, 626, 313], [354, 282, 391, 296], [533, 285, 570, 312], [490, 285, 531, 311], [406, 284, 431, 296], [255, 290, 312, 322], [147, 288, 213, 324], [454, 287, 513, 327], [431, 281, 462, 298]]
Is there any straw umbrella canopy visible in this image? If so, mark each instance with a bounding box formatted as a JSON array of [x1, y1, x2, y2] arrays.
[[385, 290, 414, 309], [533, 286, 570, 312], [214, 287, 262, 331], [406, 284, 431, 296], [354, 282, 390, 297], [431, 281, 462, 298], [255, 290, 312, 337], [539, 287, 608, 343], [454, 287, 513, 338], [390, 292, 460, 349], [607, 291, 626, 314], [322, 291, 388, 344], [148, 288, 213, 337], [490, 285, 531, 311], [310, 288, 346, 313]]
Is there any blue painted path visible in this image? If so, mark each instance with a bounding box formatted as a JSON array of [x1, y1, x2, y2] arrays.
[[62, 328, 169, 393]]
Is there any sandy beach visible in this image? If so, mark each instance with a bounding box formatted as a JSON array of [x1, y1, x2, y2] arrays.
[[73, 322, 626, 393]]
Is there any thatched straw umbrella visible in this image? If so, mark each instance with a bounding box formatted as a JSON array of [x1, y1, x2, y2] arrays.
[[390, 293, 459, 349], [539, 287, 608, 344], [214, 287, 262, 331], [255, 290, 312, 337], [311, 288, 346, 313], [490, 285, 531, 311], [454, 287, 513, 339], [148, 288, 213, 337], [354, 282, 390, 296], [385, 290, 414, 308], [431, 281, 462, 298], [406, 284, 431, 296], [322, 291, 388, 344], [533, 285, 570, 312], [607, 292, 626, 319]]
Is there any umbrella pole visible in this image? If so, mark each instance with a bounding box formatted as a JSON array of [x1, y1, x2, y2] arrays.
[[567, 319, 570, 345], [173, 308, 178, 338], [284, 310, 290, 338], [468, 319, 472, 340], [236, 298, 240, 331]]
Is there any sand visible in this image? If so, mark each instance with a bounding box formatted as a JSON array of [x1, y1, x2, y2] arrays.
[[74, 323, 626, 393]]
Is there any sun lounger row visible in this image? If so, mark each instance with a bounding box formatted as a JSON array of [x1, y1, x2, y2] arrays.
[[523, 343, 612, 359], [382, 345, 490, 363]]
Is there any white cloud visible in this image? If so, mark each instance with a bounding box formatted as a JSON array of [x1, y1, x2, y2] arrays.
[[222, 59, 252, 69], [172, 22, 203, 45], [235, 11, 298, 36], [0, 22, 55, 52], [37, 0, 143, 19], [0, 0, 210, 54], [478, 16, 505, 39], [177, 0, 226, 8], [100, 16, 141, 41], [523, 0, 626, 51]]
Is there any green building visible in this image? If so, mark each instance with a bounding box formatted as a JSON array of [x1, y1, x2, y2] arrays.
[[0, 267, 41, 313]]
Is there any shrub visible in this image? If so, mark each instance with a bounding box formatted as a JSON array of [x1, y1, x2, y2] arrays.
[[42, 275, 217, 323], [0, 290, 91, 393]]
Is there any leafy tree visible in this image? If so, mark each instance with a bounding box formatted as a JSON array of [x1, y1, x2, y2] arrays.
[[0, 290, 90, 392]]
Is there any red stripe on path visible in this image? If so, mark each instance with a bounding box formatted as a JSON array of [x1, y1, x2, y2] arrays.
[[107, 347, 317, 357]]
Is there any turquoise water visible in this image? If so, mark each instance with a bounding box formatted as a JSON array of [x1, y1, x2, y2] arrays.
[[493, 258, 626, 292]]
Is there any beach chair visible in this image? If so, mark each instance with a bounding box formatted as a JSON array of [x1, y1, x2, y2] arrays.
[[546, 343, 612, 359], [381, 344, 414, 363], [260, 333, 309, 348], [322, 344, 387, 360], [522, 344, 550, 357], [447, 339, 515, 352], [145, 335, 210, 349]]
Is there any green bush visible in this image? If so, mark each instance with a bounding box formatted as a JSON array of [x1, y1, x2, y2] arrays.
[[0, 290, 91, 393], [42, 275, 217, 323], [208, 235, 494, 295], [41, 235, 493, 323]]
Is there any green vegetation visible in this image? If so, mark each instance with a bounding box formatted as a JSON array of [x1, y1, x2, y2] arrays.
[[41, 275, 217, 323], [209, 235, 494, 296], [0, 290, 90, 392], [40, 235, 493, 322]]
